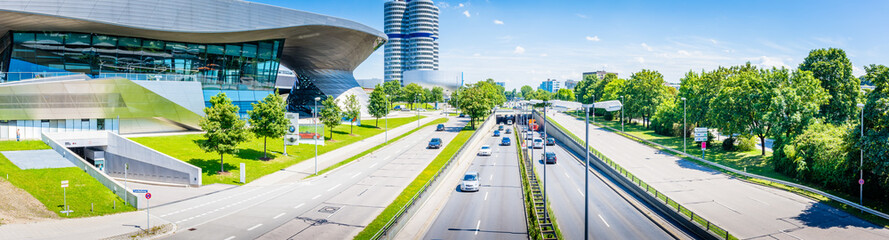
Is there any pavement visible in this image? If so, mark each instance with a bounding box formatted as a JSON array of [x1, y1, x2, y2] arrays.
[[549, 111, 889, 240], [422, 128, 528, 240], [526, 129, 676, 240], [2, 149, 74, 169]]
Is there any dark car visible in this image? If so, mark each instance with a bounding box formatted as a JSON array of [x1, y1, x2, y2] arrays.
[[428, 138, 442, 149], [546, 137, 555, 146], [498, 125, 504, 131], [459, 113, 466, 118], [544, 151, 557, 164], [501, 137, 511, 146], [493, 130, 500, 137], [436, 124, 445, 131]]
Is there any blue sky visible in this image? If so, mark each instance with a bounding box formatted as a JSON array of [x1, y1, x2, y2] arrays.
[[256, 0, 889, 90]]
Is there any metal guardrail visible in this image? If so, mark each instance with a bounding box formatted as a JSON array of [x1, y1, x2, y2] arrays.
[[516, 124, 559, 240], [371, 114, 495, 240], [582, 114, 889, 223]]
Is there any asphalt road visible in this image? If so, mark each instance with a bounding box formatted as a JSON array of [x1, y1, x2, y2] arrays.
[[149, 116, 467, 240], [424, 128, 528, 240], [526, 129, 675, 240]]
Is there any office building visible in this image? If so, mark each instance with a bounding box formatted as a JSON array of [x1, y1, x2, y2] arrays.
[[564, 79, 578, 90], [539, 79, 562, 93], [582, 70, 618, 80], [384, 0, 440, 84], [0, 0, 385, 139]]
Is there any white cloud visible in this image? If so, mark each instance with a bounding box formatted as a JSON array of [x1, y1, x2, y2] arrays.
[[473, 53, 482, 57], [750, 56, 788, 69], [635, 57, 645, 64], [540, 53, 548, 57], [641, 43, 653, 51], [514, 46, 526, 54], [463, 10, 471, 18], [576, 13, 588, 19], [677, 50, 690, 56], [438, 2, 450, 8], [458, 3, 465, 8], [585, 36, 600, 42], [853, 65, 865, 77], [709, 39, 718, 45], [494, 20, 504, 25]]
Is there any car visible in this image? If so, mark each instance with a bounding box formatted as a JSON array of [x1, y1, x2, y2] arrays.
[[493, 130, 500, 137], [436, 124, 445, 131], [505, 128, 512, 134], [544, 151, 557, 164], [418, 108, 426, 112], [507, 120, 514, 125], [428, 138, 442, 149], [498, 125, 504, 131], [532, 138, 544, 149], [525, 132, 534, 140], [501, 137, 511, 146], [546, 137, 555, 146], [461, 171, 480, 192], [478, 145, 492, 156], [459, 113, 466, 117]]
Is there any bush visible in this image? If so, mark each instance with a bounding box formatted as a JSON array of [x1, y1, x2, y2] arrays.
[[779, 121, 852, 189], [651, 99, 681, 136], [736, 134, 757, 152], [722, 137, 737, 151]]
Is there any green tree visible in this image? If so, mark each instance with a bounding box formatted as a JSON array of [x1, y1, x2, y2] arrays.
[[520, 85, 534, 100], [780, 121, 852, 189], [367, 86, 390, 127], [854, 64, 889, 200], [650, 96, 682, 136], [457, 83, 494, 129], [401, 83, 424, 109], [534, 89, 552, 101], [247, 93, 288, 160], [381, 80, 402, 102], [319, 96, 342, 140], [798, 48, 861, 123], [555, 88, 575, 101], [344, 94, 360, 134], [625, 69, 669, 128], [199, 93, 250, 173], [575, 74, 598, 104], [431, 86, 444, 107]]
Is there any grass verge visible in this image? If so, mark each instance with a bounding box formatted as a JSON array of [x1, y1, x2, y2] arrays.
[[354, 124, 475, 240], [131, 116, 424, 185], [306, 118, 449, 178], [0, 140, 136, 218], [514, 127, 542, 239]]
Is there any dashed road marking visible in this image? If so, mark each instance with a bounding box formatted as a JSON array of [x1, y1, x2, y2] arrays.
[[247, 223, 262, 231], [273, 213, 285, 219], [328, 184, 342, 192], [294, 203, 305, 209], [476, 220, 481, 235], [312, 194, 321, 200], [484, 192, 489, 201], [370, 163, 378, 168], [577, 188, 584, 197], [599, 214, 610, 228], [224, 236, 235, 240], [351, 172, 361, 179]]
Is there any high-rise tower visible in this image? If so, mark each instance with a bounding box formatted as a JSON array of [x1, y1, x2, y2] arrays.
[[384, 0, 439, 84]]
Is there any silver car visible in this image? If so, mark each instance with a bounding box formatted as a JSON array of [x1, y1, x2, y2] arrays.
[[461, 171, 480, 192]]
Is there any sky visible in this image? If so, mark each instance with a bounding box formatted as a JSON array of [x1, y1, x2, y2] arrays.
[[255, 0, 889, 90]]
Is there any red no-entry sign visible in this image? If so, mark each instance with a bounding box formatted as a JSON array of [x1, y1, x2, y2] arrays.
[[145, 192, 152, 199]]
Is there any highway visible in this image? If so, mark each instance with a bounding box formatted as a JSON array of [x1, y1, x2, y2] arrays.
[[149, 116, 467, 240], [525, 129, 676, 240], [424, 127, 527, 240]]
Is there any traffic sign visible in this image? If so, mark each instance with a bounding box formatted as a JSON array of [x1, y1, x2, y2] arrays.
[[61, 180, 68, 188], [702, 142, 707, 149], [860, 179, 865, 185], [694, 132, 708, 137], [145, 192, 152, 199], [133, 189, 148, 193], [694, 137, 707, 142], [694, 127, 708, 133]]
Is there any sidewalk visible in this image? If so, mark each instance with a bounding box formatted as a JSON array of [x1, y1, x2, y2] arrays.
[[0, 211, 172, 240], [549, 112, 889, 240]]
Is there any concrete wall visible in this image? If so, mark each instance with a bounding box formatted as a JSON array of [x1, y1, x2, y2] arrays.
[[41, 131, 140, 208], [105, 133, 202, 186]]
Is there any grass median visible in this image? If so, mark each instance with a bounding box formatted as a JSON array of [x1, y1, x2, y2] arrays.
[[354, 124, 475, 240], [306, 117, 449, 178], [0, 141, 136, 218], [132, 116, 424, 185]]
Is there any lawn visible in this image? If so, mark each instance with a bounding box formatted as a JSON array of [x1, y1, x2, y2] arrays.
[[0, 140, 136, 218], [131, 116, 425, 185], [355, 124, 475, 240]]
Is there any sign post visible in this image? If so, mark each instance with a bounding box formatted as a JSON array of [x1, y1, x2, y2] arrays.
[[701, 141, 706, 159], [145, 192, 152, 230], [240, 163, 246, 183], [60, 180, 71, 216], [693, 128, 708, 159]]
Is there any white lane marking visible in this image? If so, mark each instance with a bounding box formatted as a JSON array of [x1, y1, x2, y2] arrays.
[[484, 192, 489, 201], [224, 236, 235, 240], [312, 194, 321, 200], [351, 172, 362, 179], [370, 163, 378, 168], [565, 172, 570, 178], [489, 175, 493, 180], [328, 183, 342, 192], [598, 214, 610, 228], [273, 213, 285, 219], [476, 220, 481, 235], [577, 188, 584, 197], [247, 223, 263, 231], [383, 155, 391, 159], [294, 203, 305, 209]]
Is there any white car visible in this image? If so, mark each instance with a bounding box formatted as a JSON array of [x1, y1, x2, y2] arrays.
[[525, 132, 534, 140], [532, 138, 544, 149], [478, 145, 492, 156], [461, 171, 480, 192]]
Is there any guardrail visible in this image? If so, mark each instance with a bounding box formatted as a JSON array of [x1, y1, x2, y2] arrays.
[[516, 124, 560, 240], [371, 114, 495, 240], [573, 112, 889, 223], [534, 111, 724, 240]]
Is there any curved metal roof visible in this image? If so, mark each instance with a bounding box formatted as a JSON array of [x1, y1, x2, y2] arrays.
[[0, 0, 387, 72]]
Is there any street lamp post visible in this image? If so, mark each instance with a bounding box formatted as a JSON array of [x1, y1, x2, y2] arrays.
[[385, 95, 390, 143], [416, 96, 420, 128], [591, 95, 595, 124], [682, 97, 687, 154], [858, 103, 865, 206], [582, 103, 593, 240], [620, 95, 625, 132], [314, 97, 321, 175], [542, 100, 548, 223]]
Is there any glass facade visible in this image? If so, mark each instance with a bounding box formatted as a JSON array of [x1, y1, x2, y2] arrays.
[[0, 31, 282, 90]]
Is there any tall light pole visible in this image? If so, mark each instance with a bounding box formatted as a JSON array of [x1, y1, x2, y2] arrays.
[[542, 100, 548, 223], [416, 95, 420, 128], [858, 103, 865, 206], [620, 95, 625, 132], [582, 103, 593, 240], [682, 97, 687, 154], [591, 95, 595, 124], [314, 97, 321, 175], [385, 94, 390, 143]]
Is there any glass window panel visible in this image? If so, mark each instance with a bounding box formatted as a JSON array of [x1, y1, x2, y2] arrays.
[[119, 37, 140, 47], [242, 44, 256, 58], [272, 40, 280, 58], [166, 42, 187, 53], [208, 45, 224, 55], [143, 39, 164, 49], [225, 44, 240, 57], [35, 32, 64, 45], [187, 44, 206, 55], [67, 33, 91, 45], [257, 42, 272, 59], [92, 35, 117, 47], [12, 32, 35, 44]]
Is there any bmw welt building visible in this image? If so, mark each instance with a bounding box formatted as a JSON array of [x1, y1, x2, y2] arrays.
[[0, 0, 386, 139]]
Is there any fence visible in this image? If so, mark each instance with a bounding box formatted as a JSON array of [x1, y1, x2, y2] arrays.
[[516, 124, 559, 240]]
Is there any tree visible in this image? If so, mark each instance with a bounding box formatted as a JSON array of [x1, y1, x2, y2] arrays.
[[534, 89, 552, 101], [854, 64, 889, 200], [575, 74, 597, 104], [798, 48, 861, 123], [401, 83, 424, 109], [248, 93, 288, 160], [555, 88, 575, 101], [624, 69, 670, 128], [431, 86, 444, 107], [344, 94, 360, 135], [319, 96, 342, 140], [198, 93, 250, 173], [367, 86, 389, 127], [381, 80, 402, 102], [457, 83, 494, 129], [520, 85, 534, 100]]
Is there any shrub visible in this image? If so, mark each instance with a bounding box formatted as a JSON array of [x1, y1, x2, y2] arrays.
[[721, 137, 736, 151], [781, 121, 852, 189], [736, 134, 757, 152]]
